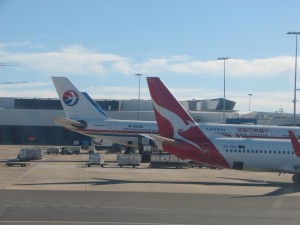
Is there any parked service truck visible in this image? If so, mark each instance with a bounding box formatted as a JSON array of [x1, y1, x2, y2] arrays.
[[17, 147, 43, 161], [45, 147, 60, 155]]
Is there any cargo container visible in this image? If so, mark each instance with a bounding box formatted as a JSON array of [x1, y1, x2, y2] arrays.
[[150, 154, 189, 168], [86, 153, 105, 167], [117, 154, 141, 167]]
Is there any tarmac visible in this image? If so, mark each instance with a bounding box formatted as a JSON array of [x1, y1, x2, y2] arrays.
[[1, 145, 300, 225]]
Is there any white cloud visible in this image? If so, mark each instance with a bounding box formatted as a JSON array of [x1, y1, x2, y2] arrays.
[[228, 57, 294, 78], [0, 44, 296, 79], [0, 44, 297, 113], [0, 45, 127, 76]]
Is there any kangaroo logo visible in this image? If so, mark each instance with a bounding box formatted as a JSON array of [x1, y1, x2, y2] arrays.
[[63, 90, 79, 106], [152, 100, 202, 151]]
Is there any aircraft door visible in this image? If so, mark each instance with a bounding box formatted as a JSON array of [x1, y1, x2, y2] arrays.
[[202, 143, 210, 158]]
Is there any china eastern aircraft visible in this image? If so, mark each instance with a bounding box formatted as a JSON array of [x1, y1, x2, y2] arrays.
[[52, 77, 300, 148], [52, 77, 159, 146], [146, 77, 300, 183]]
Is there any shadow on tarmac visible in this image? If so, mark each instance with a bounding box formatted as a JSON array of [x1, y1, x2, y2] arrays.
[[217, 177, 300, 197], [16, 177, 300, 197]]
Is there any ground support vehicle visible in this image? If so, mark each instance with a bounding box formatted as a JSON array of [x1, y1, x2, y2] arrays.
[[17, 147, 43, 161], [60, 146, 81, 155], [45, 147, 60, 155], [6, 161, 30, 167]]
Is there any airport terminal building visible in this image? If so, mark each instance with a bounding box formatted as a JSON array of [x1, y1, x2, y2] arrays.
[[0, 97, 297, 145]]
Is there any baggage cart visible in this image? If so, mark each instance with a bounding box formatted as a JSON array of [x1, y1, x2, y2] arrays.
[[117, 154, 141, 168]]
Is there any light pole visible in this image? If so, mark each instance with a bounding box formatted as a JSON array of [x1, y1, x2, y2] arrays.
[[287, 31, 300, 126], [134, 73, 143, 120], [218, 57, 230, 124], [248, 94, 252, 111]]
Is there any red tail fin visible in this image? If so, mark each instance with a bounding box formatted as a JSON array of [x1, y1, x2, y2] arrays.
[[147, 77, 205, 140], [288, 130, 300, 157], [146, 77, 230, 169]]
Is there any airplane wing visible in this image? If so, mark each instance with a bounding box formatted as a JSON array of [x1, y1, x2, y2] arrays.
[[53, 117, 87, 129], [141, 134, 181, 150]]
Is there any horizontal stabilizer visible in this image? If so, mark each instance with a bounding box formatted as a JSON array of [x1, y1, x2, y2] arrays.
[[53, 117, 86, 129]]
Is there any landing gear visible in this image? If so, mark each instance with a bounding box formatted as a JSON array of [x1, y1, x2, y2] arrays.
[[292, 174, 300, 184]]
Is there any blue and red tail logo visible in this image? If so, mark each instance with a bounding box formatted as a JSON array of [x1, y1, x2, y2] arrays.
[[63, 90, 79, 106]]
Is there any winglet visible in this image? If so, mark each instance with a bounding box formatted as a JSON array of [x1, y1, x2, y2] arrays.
[[288, 130, 300, 157]]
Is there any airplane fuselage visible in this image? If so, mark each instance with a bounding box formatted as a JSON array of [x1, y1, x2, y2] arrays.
[[146, 76, 300, 183], [68, 119, 159, 146], [64, 118, 300, 146], [213, 137, 300, 173], [160, 135, 300, 174], [200, 123, 300, 139]]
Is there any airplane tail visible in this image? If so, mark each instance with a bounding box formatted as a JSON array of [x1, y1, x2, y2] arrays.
[[146, 77, 205, 139], [146, 77, 230, 169], [52, 77, 109, 120]]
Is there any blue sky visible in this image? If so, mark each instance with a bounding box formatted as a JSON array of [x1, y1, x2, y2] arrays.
[[0, 0, 300, 113]]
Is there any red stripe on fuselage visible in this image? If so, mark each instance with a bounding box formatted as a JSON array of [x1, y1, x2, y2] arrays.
[[74, 128, 159, 135]]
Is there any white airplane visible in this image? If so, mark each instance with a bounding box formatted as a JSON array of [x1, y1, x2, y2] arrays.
[[52, 77, 300, 148], [52, 77, 159, 147], [146, 77, 300, 183]]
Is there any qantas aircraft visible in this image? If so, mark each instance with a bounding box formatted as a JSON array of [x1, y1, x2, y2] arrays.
[[52, 77, 159, 147], [52, 77, 300, 148], [146, 77, 300, 183]]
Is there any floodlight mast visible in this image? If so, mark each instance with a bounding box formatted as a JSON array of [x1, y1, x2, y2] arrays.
[[287, 32, 300, 126], [134, 73, 143, 120], [218, 57, 230, 124]]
